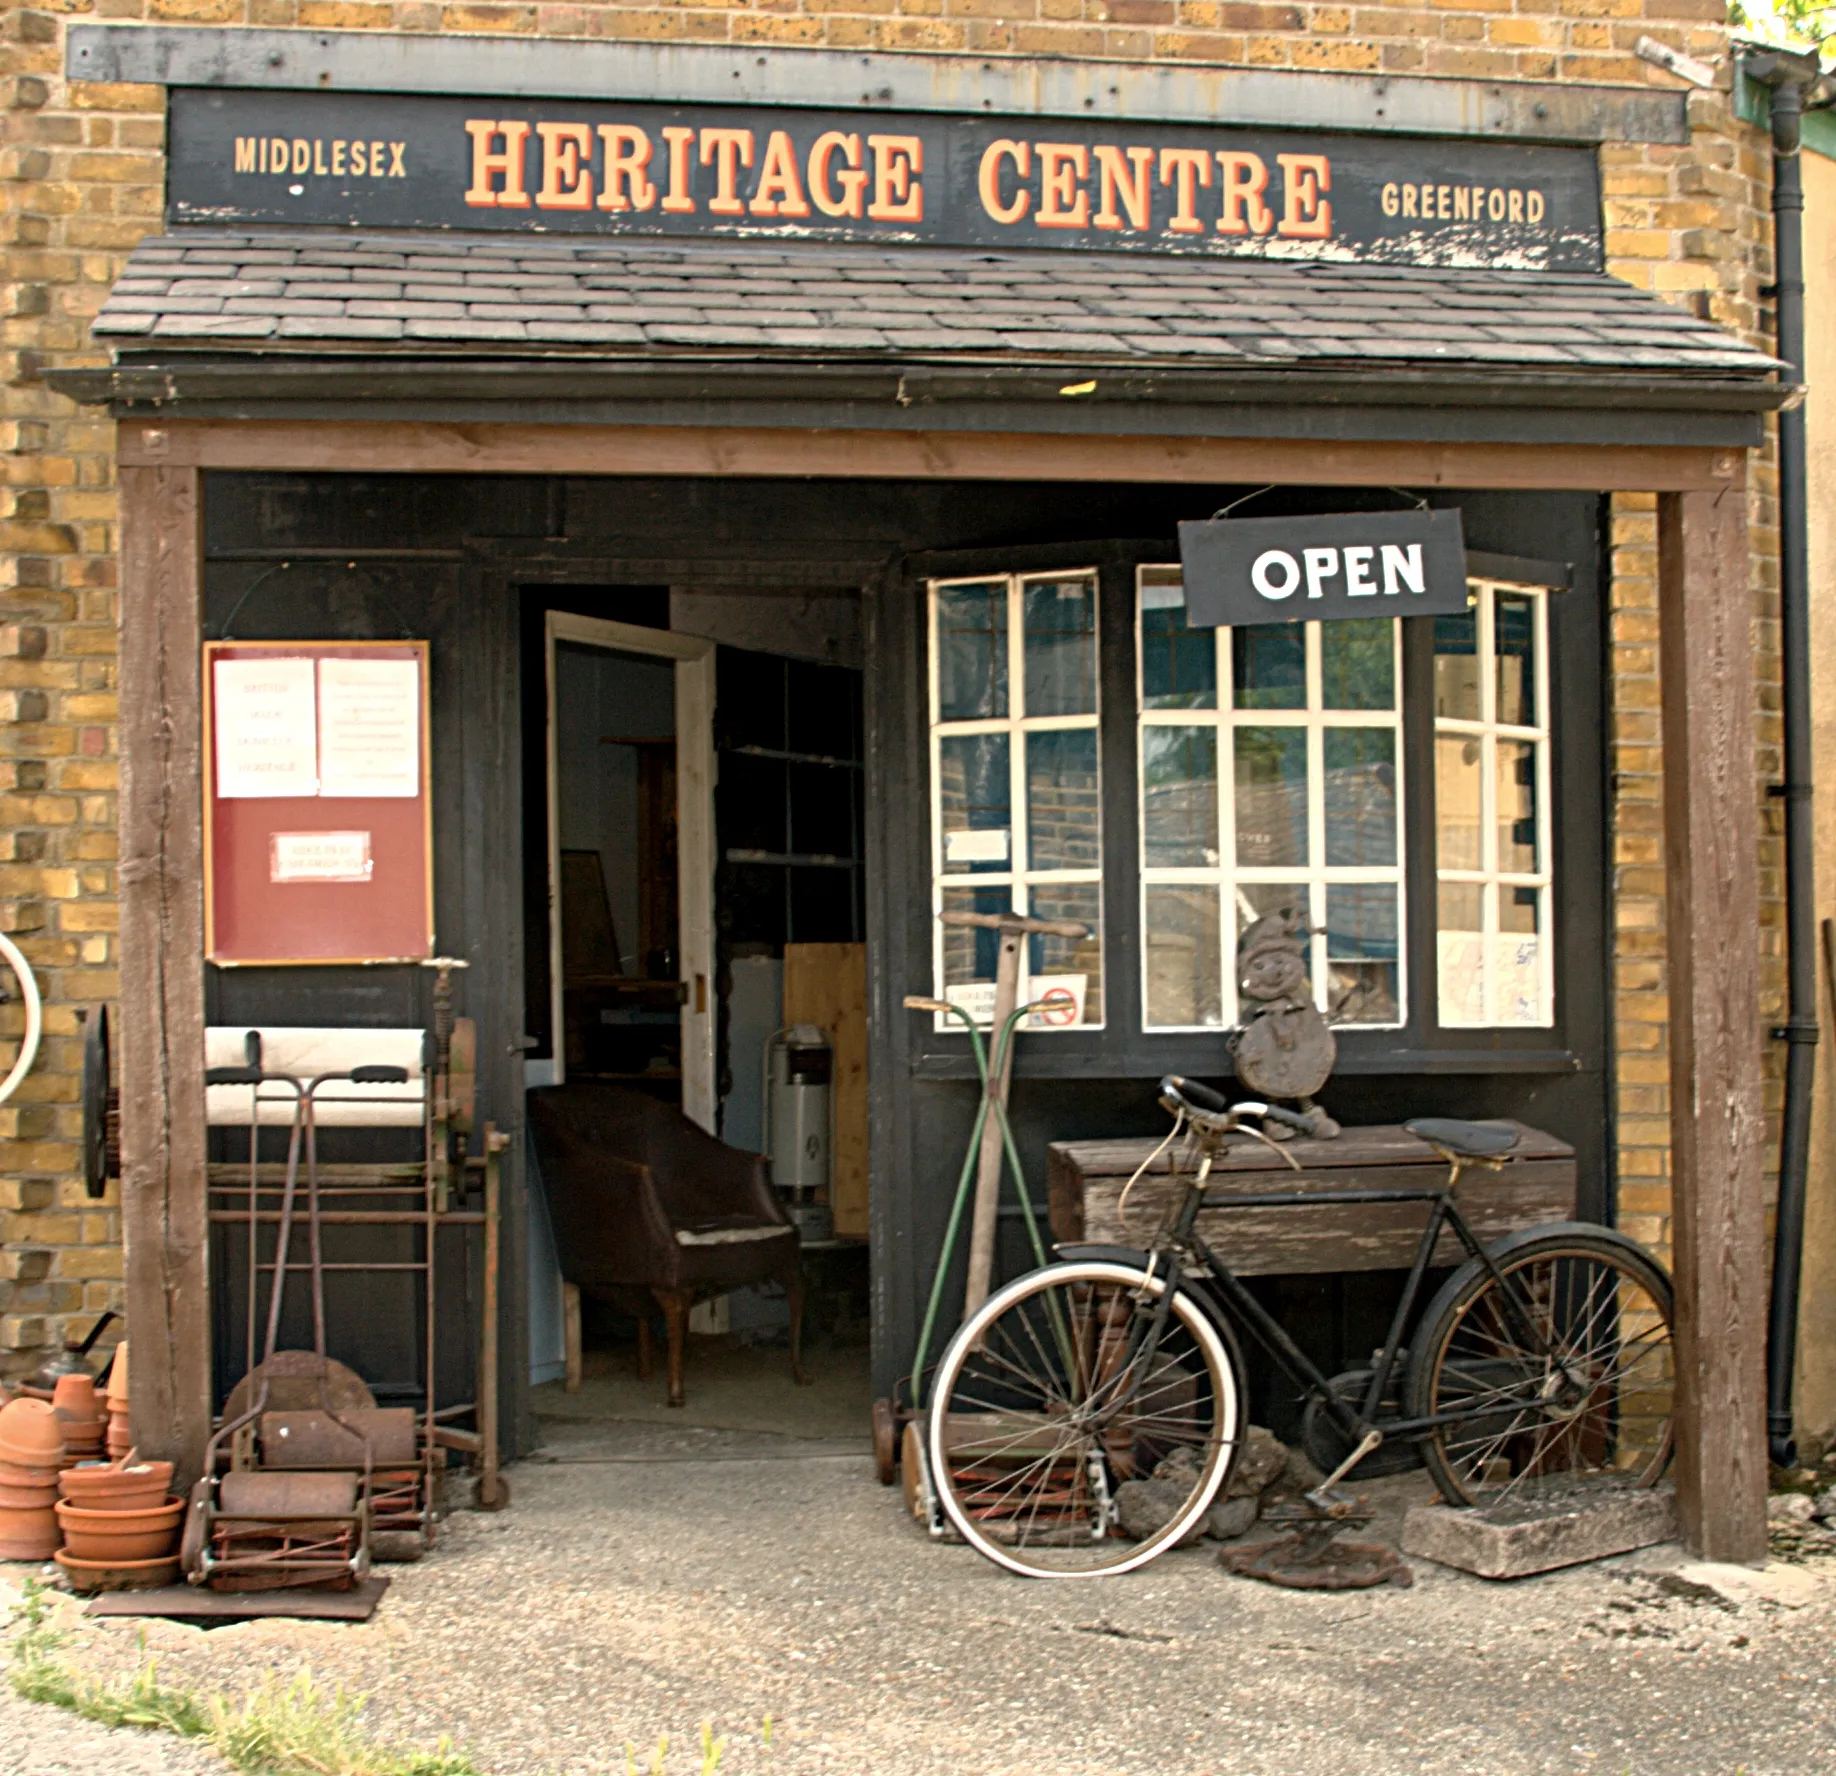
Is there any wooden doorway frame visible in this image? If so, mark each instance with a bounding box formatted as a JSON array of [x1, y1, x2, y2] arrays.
[[542, 609, 717, 1129], [116, 420, 1765, 1561]]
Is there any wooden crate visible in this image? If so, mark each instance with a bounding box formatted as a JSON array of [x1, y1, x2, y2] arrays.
[[1047, 1122, 1576, 1277], [783, 942, 869, 1239]]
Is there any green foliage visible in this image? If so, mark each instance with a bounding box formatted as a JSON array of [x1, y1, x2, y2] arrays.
[[1732, 0, 1836, 57], [5, 1580, 481, 1776]]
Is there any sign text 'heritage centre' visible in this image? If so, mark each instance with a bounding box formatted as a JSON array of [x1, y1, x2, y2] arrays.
[[169, 90, 1604, 271]]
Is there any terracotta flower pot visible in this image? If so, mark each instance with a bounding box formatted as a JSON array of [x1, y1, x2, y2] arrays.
[[0, 1457, 60, 1489], [105, 1342, 128, 1406], [51, 1373, 98, 1419], [53, 1547, 182, 1595], [55, 1495, 184, 1562], [0, 1398, 64, 1470], [58, 1460, 173, 1513], [0, 1478, 56, 1510], [0, 1502, 59, 1560]]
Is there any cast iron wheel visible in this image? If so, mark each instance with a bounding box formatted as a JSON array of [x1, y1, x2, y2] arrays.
[[927, 1260, 1242, 1578], [1405, 1225, 1675, 1509]]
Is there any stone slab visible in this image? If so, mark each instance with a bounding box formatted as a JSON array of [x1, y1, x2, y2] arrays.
[[1400, 1485, 1677, 1579], [1673, 1561, 1822, 1610]]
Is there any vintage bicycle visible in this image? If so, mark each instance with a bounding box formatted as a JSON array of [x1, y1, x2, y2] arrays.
[[924, 1075, 1676, 1578]]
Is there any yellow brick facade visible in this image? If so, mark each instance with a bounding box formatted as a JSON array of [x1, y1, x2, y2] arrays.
[[0, 2, 1788, 1389]]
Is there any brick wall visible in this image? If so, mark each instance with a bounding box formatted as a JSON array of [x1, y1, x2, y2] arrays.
[[0, 3, 1782, 1372]]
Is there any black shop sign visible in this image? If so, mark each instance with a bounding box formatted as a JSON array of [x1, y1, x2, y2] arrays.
[[1177, 510, 1470, 627], [167, 88, 1603, 271]]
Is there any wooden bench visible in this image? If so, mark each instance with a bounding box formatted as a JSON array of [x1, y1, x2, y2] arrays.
[[1046, 1121, 1577, 1277]]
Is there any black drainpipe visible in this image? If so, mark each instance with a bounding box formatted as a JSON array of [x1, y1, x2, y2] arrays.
[[1747, 48, 1822, 1470]]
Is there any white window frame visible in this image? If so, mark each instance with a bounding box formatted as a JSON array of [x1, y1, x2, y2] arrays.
[[927, 569, 1104, 1031], [1135, 565, 1406, 1032], [1434, 577, 1555, 1029]]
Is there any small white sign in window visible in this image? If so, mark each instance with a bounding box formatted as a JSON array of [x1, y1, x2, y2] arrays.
[[270, 830, 374, 883], [944, 827, 1010, 864]]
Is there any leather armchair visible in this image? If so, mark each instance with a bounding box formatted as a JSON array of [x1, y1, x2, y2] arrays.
[[529, 1082, 805, 1407]]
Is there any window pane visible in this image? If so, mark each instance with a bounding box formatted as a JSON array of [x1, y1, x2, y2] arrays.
[[939, 732, 1011, 873], [1495, 594, 1537, 728], [1145, 884, 1222, 1027], [1438, 881, 1484, 931], [940, 885, 1012, 1007], [1323, 728, 1397, 867], [1026, 729, 1101, 872], [1142, 727, 1218, 867], [1436, 735, 1483, 871], [1433, 607, 1481, 721], [1326, 884, 1398, 1026], [1027, 882, 1103, 1025], [1495, 891, 1543, 1026], [1140, 575, 1215, 710], [1233, 882, 1311, 942], [1234, 727, 1309, 866], [1320, 619, 1395, 711], [1438, 928, 1486, 1027], [936, 581, 1007, 720], [1022, 576, 1097, 717], [1496, 739, 1539, 873], [1232, 625, 1305, 710]]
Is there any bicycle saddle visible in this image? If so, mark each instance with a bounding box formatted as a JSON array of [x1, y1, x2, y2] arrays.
[[1403, 1117, 1519, 1158]]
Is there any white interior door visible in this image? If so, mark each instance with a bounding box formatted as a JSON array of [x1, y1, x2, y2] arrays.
[[542, 610, 716, 1131]]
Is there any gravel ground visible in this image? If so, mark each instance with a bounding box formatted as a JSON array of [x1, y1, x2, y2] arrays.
[[0, 1680, 228, 1776], [4, 1427, 1835, 1776]]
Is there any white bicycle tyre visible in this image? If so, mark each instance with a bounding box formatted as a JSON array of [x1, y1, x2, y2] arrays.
[[0, 931, 42, 1107], [928, 1259, 1241, 1579]]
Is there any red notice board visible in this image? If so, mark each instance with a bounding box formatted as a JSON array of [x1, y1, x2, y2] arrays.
[[204, 640, 433, 966]]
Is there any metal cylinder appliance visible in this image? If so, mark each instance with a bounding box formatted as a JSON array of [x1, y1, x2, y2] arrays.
[[763, 1023, 833, 1244]]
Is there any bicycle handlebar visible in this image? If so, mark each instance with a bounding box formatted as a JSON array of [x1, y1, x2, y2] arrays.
[[1159, 1075, 1315, 1135]]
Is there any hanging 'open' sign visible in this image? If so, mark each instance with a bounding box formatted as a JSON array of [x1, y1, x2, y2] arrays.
[[1177, 509, 1469, 628]]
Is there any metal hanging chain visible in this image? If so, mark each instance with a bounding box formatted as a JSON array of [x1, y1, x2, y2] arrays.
[[1208, 484, 1432, 522]]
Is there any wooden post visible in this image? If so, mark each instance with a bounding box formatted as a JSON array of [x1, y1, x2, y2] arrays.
[[1657, 484, 1769, 1562], [562, 1281, 582, 1394], [117, 463, 212, 1488]]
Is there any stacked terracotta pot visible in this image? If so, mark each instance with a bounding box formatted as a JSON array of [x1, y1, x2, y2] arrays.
[[104, 1343, 131, 1460], [0, 1397, 64, 1560], [51, 1373, 104, 1466], [55, 1456, 182, 1591]]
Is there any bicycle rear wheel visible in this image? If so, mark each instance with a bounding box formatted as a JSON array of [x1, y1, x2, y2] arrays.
[[927, 1260, 1242, 1578], [1407, 1226, 1674, 1509]]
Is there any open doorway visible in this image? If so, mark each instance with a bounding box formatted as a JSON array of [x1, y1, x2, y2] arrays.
[[524, 593, 871, 1448], [553, 641, 683, 1102]]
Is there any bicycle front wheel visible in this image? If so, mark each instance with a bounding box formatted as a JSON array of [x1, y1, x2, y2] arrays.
[[1407, 1226, 1675, 1509], [927, 1260, 1243, 1578]]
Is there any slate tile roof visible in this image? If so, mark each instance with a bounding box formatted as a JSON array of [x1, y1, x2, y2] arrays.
[[93, 228, 1780, 379]]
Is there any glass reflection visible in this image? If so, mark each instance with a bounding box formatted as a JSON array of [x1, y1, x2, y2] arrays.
[[1142, 727, 1219, 868], [936, 582, 1007, 720], [1234, 727, 1309, 867], [1323, 728, 1396, 867], [1023, 577, 1097, 717], [1232, 625, 1305, 710], [1026, 729, 1101, 872], [938, 732, 1011, 874]]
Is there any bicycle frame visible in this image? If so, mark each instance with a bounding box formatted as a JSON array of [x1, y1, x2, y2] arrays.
[[1139, 1137, 1578, 1455]]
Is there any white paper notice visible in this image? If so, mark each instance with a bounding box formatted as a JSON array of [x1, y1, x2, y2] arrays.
[[941, 974, 1088, 1029], [317, 658, 420, 798], [214, 658, 318, 799], [944, 828, 1010, 865], [270, 830, 373, 883]]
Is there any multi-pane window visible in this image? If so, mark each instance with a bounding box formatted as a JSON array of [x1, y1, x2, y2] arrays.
[[1136, 566, 1404, 1031], [1434, 580, 1553, 1027], [928, 572, 1104, 1028]]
